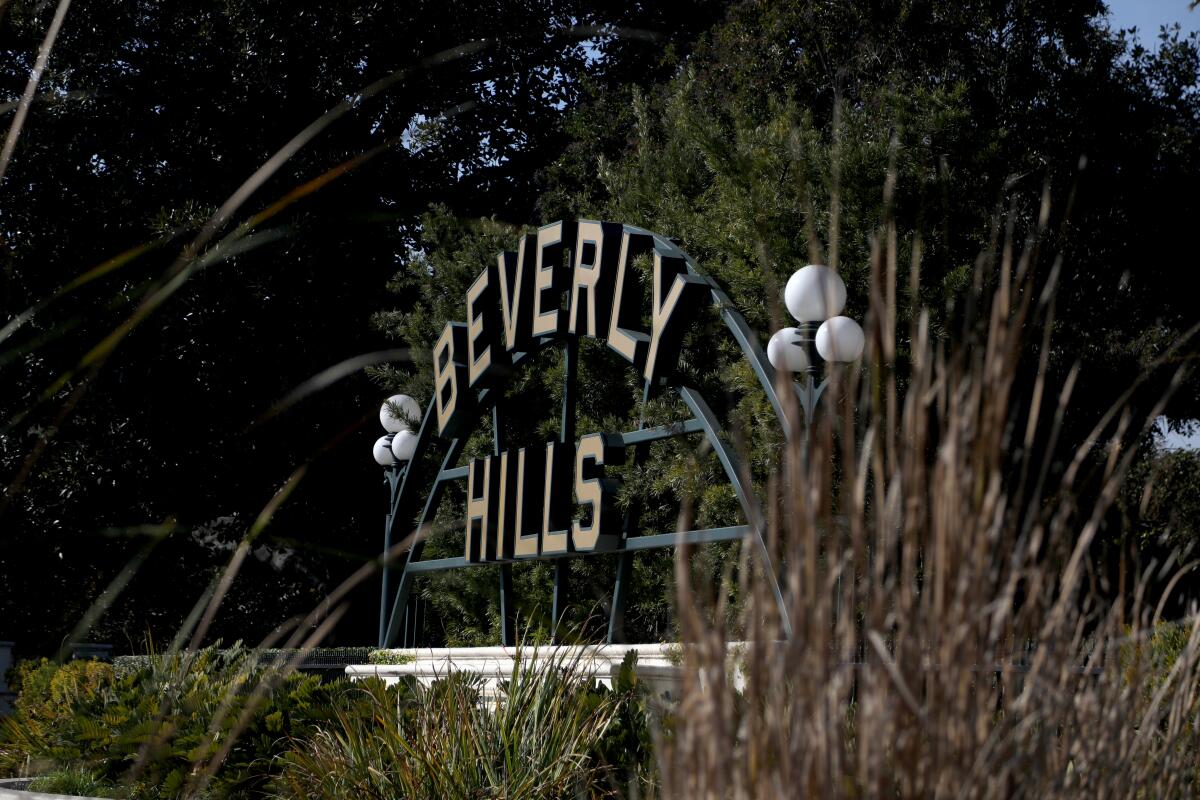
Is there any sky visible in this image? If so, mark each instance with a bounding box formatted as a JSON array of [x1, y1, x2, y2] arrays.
[[1156, 418, 1200, 451], [1105, 0, 1200, 39]]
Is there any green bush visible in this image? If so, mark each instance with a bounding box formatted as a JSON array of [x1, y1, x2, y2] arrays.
[[110, 656, 157, 680], [27, 766, 120, 797], [0, 658, 116, 777], [275, 647, 644, 799], [365, 650, 415, 665], [594, 652, 659, 794], [0, 644, 359, 798], [2, 644, 661, 798], [1121, 621, 1196, 698], [12, 657, 114, 728]]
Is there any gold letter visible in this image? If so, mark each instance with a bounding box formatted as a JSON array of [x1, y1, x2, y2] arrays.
[[498, 235, 537, 351], [493, 450, 517, 560], [513, 446, 543, 558], [568, 220, 621, 338], [465, 456, 498, 562], [572, 433, 625, 552], [644, 252, 710, 386], [607, 230, 653, 369], [540, 441, 571, 555], [466, 268, 493, 387], [433, 322, 469, 436], [531, 221, 572, 338]]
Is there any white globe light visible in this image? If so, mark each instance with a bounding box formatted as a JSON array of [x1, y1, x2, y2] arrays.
[[390, 429, 418, 462], [380, 394, 421, 433], [784, 265, 847, 323], [766, 327, 811, 373], [815, 316, 865, 363], [373, 435, 397, 466]]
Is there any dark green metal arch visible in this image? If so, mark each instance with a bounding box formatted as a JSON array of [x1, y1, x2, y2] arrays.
[[378, 223, 796, 648]]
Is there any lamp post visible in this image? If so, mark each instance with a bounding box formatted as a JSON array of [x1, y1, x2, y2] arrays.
[[373, 394, 421, 647], [766, 265, 865, 422]]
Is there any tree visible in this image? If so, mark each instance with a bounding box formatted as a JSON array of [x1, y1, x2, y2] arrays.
[[0, 0, 726, 654], [370, 0, 1200, 643]]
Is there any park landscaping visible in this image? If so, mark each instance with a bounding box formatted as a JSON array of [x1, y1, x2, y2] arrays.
[[2, 0, 1199, 797]]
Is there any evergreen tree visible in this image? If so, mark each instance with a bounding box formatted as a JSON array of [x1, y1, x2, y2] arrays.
[[0, 0, 724, 652], [372, 0, 1200, 643]]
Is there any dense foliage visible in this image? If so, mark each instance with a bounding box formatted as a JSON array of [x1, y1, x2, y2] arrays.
[[0, 647, 653, 798], [5, 2, 1200, 795], [0, 0, 725, 654], [370, 2, 1200, 643], [1, 0, 1197, 653], [276, 650, 650, 799], [0, 645, 355, 796]]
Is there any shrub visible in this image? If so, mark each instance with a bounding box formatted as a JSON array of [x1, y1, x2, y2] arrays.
[[275, 647, 629, 799], [0, 658, 115, 777], [27, 766, 119, 798], [595, 651, 659, 794], [366, 650, 416, 665], [0, 644, 359, 797], [3, 643, 661, 798], [649, 189, 1200, 797]]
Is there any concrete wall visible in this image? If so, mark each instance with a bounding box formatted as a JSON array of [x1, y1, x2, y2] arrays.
[[347, 643, 747, 703]]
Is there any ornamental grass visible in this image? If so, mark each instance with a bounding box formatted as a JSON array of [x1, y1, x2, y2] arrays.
[[656, 199, 1200, 798]]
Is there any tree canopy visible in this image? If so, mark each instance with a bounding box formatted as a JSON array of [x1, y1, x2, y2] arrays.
[[0, 0, 726, 653], [374, 1, 1200, 643], [2, 0, 1197, 652]]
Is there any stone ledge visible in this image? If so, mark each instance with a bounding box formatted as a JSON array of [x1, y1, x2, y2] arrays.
[[347, 643, 751, 701], [349, 643, 683, 700]]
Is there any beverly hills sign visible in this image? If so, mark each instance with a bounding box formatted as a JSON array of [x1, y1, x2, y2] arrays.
[[379, 220, 795, 647], [433, 220, 709, 564]]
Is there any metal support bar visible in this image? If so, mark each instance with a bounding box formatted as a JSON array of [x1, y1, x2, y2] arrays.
[[561, 338, 577, 443], [499, 565, 515, 645], [551, 560, 568, 642], [552, 337, 577, 644], [382, 438, 465, 647], [396, 526, 752, 574], [405, 556, 470, 573], [623, 525, 748, 551], [608, 382, 653, 644], [493, 402, 517, 647], [608, 551, 633, 644], [411, 596, 424, 647], [678, 386, 792, 638], [378, 468, 401, 647], [617, 417, 704, 446]]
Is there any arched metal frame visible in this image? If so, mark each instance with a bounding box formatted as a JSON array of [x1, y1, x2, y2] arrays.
[[378, 224, 798, 648]]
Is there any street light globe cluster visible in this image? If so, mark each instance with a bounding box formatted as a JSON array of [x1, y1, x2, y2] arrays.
[[373, 394, 422, 467], [767, 264, 865, 373]]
